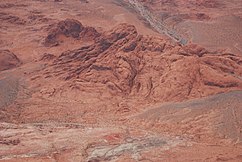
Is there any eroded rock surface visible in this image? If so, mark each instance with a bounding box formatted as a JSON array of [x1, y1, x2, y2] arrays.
[[0, 50, 21, 71], [43, 22, 242, 102], [0, 0, 242, 162], [44, 19, 100, 47]]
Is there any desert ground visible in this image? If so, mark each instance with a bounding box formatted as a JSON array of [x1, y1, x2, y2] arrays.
[[0, 0, 242, 161]]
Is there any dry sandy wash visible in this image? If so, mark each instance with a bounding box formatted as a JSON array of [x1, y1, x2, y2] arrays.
[[0, 0, 242, 162]]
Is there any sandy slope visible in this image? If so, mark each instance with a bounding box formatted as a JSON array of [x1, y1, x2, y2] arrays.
[[136, 0, 242, 54]]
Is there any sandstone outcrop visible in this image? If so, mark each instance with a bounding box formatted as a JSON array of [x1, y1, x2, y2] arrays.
[[1, 1, 242, 161], [0, 50, 21, 71], [44, 22, 242, 102], [44, 19, 100, 47]]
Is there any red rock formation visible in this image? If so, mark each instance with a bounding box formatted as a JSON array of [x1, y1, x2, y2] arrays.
[[44, 23, 242, 102], [1, 1, 242, 161], [0, 12, 26, 25], [44, 19, 100, 47], [39, 53, 56, 61], [0, 50, 21, 71]]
